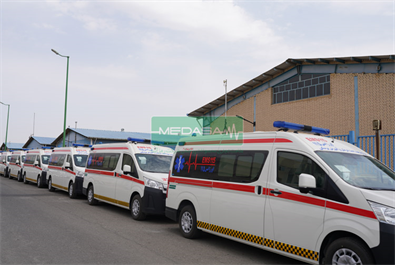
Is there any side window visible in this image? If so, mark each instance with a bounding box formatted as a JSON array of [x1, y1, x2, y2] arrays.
[[67, 155, 73, 170], [173, 150, 268, 183], [277, 152, 326, 189], [49, 154, 66, 167], [87, 153, 120, 171], [122, 154, 138, 177]]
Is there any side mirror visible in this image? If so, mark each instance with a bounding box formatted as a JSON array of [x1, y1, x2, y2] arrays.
[[16, 160, 20, 165], [34, 161, 39, 166], [64, 162, 71, 169], [123, 165, 131, 174], [298, 173, 316, 194]]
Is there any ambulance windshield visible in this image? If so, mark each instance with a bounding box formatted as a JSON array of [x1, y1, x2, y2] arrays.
[[41, 155, 50, 165], [73, 155, 88, 167], [316, 151, 395, 190], [135, 154, 172, 174]]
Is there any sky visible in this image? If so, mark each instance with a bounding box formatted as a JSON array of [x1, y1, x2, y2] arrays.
[[1, 0, 394, 144]]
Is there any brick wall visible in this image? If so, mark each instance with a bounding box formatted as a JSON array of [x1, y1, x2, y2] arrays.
[[219, 73, 394, 136]]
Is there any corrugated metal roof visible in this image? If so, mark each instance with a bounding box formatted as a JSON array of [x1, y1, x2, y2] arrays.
[[2, 142, 25, 150], [187, 54, 395, 117], [33, 136, 55, 145], [72, 128, 151, 140]]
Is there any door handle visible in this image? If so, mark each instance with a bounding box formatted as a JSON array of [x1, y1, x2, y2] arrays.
[[270, 189, 282, 195]]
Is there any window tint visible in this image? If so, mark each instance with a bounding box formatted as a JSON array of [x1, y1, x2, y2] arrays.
[[173, 150, 268, 183], [277, 152, 326, 189], [67, 155, 73, 170], [122, 154, 138, 176], [24, 155, 37, 165], [87, 153, 120, 171], [49, 154, 66, 167]]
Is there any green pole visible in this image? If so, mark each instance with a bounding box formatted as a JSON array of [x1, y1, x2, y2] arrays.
[[51, 49, 70, 147], [0, 102, 10, 151], [63, 56, 69, 147]]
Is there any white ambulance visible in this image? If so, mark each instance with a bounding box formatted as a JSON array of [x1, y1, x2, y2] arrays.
[[166, 121, 395, 265], [82, 141, 174, 220], [22, 148, 52, 187], [8, 150, 26, 181], [0, 151, 11, 177], [47, 145, 89, 198]]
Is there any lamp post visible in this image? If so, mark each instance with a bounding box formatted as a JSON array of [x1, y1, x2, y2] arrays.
[[0, 102, 10, 151], [51, 49, 69, 147]]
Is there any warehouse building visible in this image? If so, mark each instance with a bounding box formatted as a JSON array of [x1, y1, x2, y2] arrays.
[[188, 55, 394, 168]]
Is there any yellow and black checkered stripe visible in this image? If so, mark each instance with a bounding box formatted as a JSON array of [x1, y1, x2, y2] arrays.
[[197, 221, 318, 261]]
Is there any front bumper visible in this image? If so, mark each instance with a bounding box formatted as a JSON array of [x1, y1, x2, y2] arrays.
[[371, 222, 395, 264], [142, 187, 166, 215]]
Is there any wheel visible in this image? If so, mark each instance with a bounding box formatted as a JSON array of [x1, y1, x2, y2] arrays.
[[17, 171, 22, 182], [8, 170, 12, 179], [23, 173, 28, 184], [130, 194, 146, 220], [87, 185, 98, 205], [68, 182, 77, 199], [48, 177, 55, 192], [37, 176, 42, 188], [179, 205, 199, 239], [323, 237, 374, 265]]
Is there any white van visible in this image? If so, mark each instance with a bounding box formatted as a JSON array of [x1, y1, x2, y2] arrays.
[[166, 121, 395, 265], [47, 145, 89, 198], [82, 141, 174, 220], [22, 148, 52, 187], [0, 151, 11, 177], [8, 151, 26, 181]]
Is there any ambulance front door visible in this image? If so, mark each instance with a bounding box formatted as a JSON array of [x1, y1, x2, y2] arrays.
[[264, 150, 326, 261]]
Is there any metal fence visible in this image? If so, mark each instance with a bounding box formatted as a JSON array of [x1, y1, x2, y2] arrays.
[[330, 134, 395, 170]]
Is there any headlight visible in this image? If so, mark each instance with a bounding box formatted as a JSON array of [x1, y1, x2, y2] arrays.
[[369, 201, 395, 225], [76, 171, 84, 177], [144, 177, 164, 190]]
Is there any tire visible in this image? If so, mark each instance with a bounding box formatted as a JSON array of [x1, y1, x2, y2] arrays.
[[23, 173, 28, 184], [48, 177, 55, 192], [179, 205, 199, 239], [17, 171, 22, 182], [87, 185, 98, 205], [37, 176, 42, 188], [68, 182, 77, 199], [323, 237, 374, 265], [130, 194, 146, 221]]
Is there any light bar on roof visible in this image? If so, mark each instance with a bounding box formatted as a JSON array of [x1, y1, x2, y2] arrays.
[[127, 137, 145, 143], [273, 121, 330, 135]]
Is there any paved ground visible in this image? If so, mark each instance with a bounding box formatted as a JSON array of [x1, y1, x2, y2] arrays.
[[0, 176, 303, 264]]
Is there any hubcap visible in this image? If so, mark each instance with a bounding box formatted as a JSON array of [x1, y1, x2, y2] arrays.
[[38, 177, 40, 186], [333, 248, 362, 265], [132, 199, 140, 216], [88, 188, 93, 202], [69, 184, 73, 196], [49, 180, 52, 189], [181, 211, 193, 233]]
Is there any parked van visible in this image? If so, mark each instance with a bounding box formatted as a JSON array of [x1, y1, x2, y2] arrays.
[[0, 151, 11, 177], [22, 148, 52, 187], [166, 121, 395, 265], [47, 145, 89, 198], [8, 151, 26, 181], [82, 141, 174, 220]]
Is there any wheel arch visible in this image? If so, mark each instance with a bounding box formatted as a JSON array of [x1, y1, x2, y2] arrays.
[[175, 199, 195, 222], [319, 230, 373, 264]]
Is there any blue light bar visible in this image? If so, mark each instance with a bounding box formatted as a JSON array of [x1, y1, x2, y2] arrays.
[[41, 146, 53, 149], [127, 137, 145, 143], [273, 121, 330, 135], [72, 143, 92, 147]]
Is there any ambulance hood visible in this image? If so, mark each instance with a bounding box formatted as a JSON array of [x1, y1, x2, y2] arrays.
[[360, 189, 395, 208], [140, 171, 168, 184]]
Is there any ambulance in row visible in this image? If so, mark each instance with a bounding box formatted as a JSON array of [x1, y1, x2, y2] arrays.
[[46, 145, 90, 198], [82, 140, 174, 220], [165, 121, 395, 265], [22, 148, 52, 187], [8, 150, 26, 181], [0, 151, 11, 177]]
